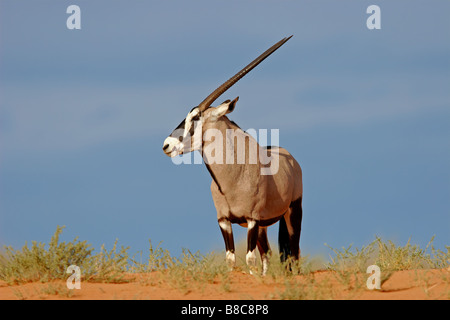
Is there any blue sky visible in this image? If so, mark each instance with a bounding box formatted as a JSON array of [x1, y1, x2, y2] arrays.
[[1, 1, 449, 258]]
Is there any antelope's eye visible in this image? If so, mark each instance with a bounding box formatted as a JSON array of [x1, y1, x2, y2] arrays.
[[192, 114, 201, 121], [178, 135, 183, 142]]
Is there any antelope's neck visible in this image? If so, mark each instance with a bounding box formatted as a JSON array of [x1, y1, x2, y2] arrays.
[[201, 118, 262, 195]]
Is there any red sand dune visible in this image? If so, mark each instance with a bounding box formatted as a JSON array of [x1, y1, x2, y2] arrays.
[[1, 269, 448, 300]]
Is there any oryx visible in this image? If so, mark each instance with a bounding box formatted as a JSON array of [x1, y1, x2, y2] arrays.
[[162, 36, 303, 274]]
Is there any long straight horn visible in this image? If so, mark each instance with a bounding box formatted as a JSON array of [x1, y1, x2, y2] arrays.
[[197, 35, 293, 112]]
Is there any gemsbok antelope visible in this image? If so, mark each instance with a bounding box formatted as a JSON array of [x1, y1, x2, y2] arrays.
[[162, 36, 303, 274]]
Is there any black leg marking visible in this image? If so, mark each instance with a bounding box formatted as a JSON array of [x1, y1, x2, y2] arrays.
[[288, 197, 302, 260], [278, 217, 291, 263], [245, 220, 260, 273], [257, 227, 271, 274], [246, 220, 260, 253], [218, 219, 235, 253], [257, 228, 270, 256], [278, 197, 303, 267]]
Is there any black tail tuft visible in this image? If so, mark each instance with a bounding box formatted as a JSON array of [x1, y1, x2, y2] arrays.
[[278, 217, 291, 263]]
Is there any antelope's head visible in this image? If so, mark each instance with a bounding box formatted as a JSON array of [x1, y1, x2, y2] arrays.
[[162, 36, 292, 158]]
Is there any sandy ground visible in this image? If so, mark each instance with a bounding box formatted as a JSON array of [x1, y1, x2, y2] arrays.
[[0, 269, 448, 300]]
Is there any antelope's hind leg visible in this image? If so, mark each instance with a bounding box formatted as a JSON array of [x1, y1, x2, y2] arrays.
[[287, 197, 303, 261], [218, 219, 235, 270], [281, 197, 303, 273]]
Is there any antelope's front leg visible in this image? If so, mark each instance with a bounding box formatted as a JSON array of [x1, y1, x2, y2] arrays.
[[218, 219, 235, 270], [246, 220, 259, 274]]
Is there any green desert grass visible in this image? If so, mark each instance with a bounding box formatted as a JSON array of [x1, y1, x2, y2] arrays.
[[0, 226, 448, 299], [322, 236, 450, 298], [0, 226, 130, 285]]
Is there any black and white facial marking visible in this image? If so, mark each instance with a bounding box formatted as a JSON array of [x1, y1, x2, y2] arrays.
[[162, 98, 239, 157], [162, 107, 203, 157]]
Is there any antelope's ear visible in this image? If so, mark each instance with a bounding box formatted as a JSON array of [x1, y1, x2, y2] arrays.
[[211, 97, 239, 120]]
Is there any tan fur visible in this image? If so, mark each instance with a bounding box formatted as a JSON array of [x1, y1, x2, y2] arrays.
[[204, 115, 302, 225]]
